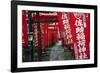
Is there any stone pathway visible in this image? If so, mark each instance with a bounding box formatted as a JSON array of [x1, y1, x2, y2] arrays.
[[49, 41, 65, 61], [41, 40, 74, 61]]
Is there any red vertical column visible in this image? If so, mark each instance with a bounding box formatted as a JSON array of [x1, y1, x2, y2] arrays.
[[69, 13, 90, 59], [22, 10, 28, 48], [57, 12, 64, 45], [84, 14, 90, 59]]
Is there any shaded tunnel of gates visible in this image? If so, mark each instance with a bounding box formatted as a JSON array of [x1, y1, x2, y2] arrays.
[[22, 10, 90, 62]]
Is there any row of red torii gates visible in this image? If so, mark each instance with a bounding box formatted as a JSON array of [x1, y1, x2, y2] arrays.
[[22, 10, 90, 61]]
